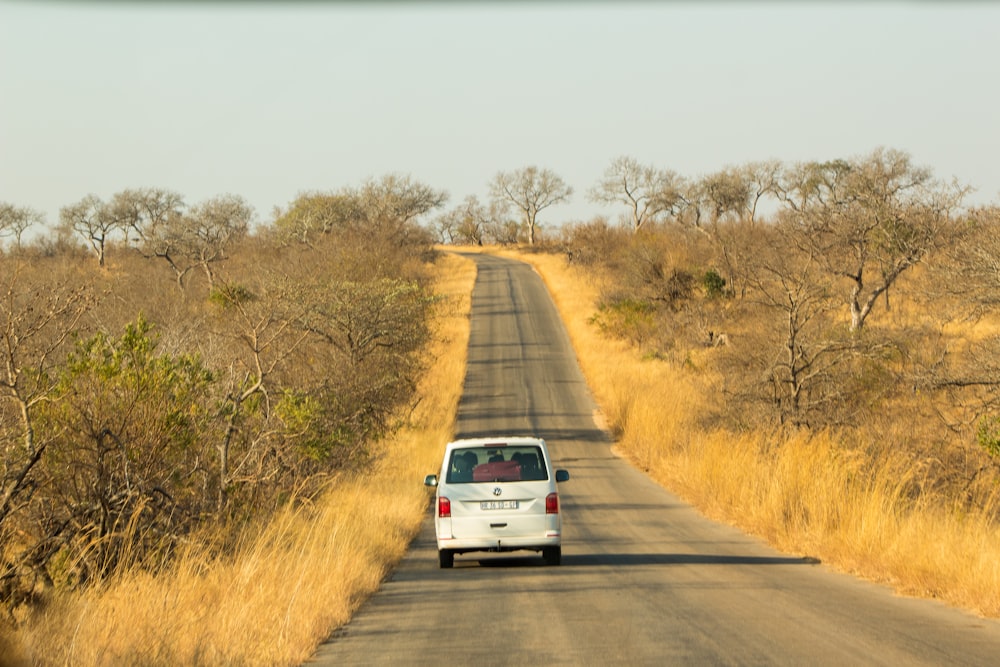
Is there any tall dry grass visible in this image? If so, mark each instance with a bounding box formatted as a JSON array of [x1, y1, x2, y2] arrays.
[[512, 249, 1000, 618], [5, 252, 475, 666]]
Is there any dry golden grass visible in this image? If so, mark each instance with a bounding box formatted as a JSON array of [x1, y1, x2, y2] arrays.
[[508, 247, 1000, 619], [6, 251, 476, 666]]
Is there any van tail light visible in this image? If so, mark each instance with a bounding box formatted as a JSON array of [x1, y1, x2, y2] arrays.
[[546, 492, 559, 514], [438, 496, 451, 518]]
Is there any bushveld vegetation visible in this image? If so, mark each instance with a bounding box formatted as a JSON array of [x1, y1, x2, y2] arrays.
[[509, 147, 1000, 615], [0, 174, 468, 662], [2, 253, 473, 666]]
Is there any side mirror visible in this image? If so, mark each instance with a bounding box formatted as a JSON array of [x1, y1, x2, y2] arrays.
[[555, 470, 570, 483], [424, 474, 438, 487]]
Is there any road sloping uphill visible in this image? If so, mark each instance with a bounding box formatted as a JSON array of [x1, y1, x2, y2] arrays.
[[309, 253, 1000, 666]]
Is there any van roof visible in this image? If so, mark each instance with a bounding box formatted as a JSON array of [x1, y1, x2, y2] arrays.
[[446, 436, 545, 449]]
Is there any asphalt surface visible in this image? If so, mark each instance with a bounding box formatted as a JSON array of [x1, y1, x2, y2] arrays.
[[308, 252, 1000, 666]]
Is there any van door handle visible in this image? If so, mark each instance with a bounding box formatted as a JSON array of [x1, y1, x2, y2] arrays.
[[490, 523, 507, 528]]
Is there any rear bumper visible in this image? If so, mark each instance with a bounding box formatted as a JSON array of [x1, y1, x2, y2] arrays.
[[437, 534, 561, 553]]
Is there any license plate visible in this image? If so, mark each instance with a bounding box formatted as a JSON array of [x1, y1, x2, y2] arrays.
[[480, 500, 519, 510]]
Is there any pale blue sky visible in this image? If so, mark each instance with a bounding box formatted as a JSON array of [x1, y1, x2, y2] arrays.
[[2, 1, 999, 232]]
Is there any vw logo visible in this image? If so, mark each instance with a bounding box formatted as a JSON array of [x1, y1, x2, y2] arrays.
[[493, 487, 502, 496]]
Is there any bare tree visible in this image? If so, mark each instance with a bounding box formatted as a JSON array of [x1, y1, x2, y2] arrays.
[[775, 158, 853, 212], [109, 187, 192, 286], [436, 195, 511, 245], [298, 277, 431, 367], [436, 195, 486, 245], [490, 166, 572, 245], [211, 282, 310, 510], [740, 160, 783, 224], [917, 206, 1000, 448], [588, 156, 685, 231], [289, 273, 433, 457], [0, 203, 44, 252], [698, 167, 753, 224], [111, 187, 185, 247], [184, 194, 253, 288], [778, 147, 968, 331], [358, 173, 447, 227], [683, 166, 768, 299], [274, 175, 444, 249], [59, 195, 120, 267], [934, 205, 1000, 317], [741, 239, 854, 426], [272, 191, 362, 247], [116, 190, 250, 290]]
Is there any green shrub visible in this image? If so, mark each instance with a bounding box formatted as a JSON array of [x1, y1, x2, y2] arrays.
[[702, 269, 727, 299], [977, 415, 1000, 459], [209, 283, 256, 308], [589, 298, 657, 344], [275, 390, 340, 462]]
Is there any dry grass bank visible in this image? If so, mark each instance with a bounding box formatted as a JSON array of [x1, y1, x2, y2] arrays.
[[509, 248, 1000, 618], [5, 252, 475, 666]]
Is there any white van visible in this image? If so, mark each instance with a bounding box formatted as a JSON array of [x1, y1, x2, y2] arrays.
[[424, 436, 570, 568]]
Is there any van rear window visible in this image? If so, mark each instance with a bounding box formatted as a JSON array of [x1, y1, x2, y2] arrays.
[[446, 446, 548, 483]]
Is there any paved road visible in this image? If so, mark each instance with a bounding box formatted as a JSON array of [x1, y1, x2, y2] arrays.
[[309, 253, 1000, 665]]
